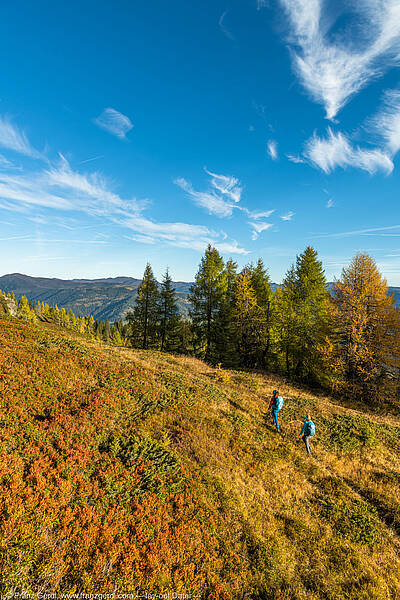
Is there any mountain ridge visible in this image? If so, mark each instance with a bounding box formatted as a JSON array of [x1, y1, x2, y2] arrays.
[[0, 272, 399, 322]]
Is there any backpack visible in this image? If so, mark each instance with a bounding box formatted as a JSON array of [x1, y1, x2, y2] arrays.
[[274, 396, 283, 411], [304, 421, 315, 437]]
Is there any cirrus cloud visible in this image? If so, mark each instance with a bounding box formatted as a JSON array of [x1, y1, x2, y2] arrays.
[[174, 168, 243, 218], [0, 116, 44, 159], [304, 128, 393, 175], [94, 108, 133, 139], [267, 140, 278, 160], [280, 0, 400, 120]]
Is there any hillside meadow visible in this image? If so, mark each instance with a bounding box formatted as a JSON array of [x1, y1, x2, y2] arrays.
[[1, 314, 400, 598]]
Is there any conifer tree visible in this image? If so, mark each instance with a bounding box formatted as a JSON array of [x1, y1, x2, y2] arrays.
[[248, 258, 274, 365], [233, 270, 265, 367], [95, 321, 103, 342], [176, 318, 193, 355], [111, 327, 123, 346], [326, 253, 400, 402], [76, 316, 86, 334], [59, 307, 67, 327], [103, 320, 111, 342], [49, 306, 58, 322], [275, 247, 331, 382], [159, 268, 180, 352], [214, 258, 239, 366], [68, 309, 76, 330], [18, 296, 36, 322], [88, 315, 95, 333], [54, 305, 60, 323], [189, 245, 227, 363], [127, 263, 160, 349], [77, 314, 83, 331], [274, 266, 297, 375]]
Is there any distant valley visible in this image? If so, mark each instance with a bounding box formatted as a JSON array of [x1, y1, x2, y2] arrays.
[[0, 273, 399, 323]]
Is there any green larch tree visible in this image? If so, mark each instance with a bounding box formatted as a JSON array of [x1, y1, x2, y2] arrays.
[[214, 258, 239, 366], [18, 296, 36, 323], [127, 263, 160, 349], [233, 270, 265, 367], [274, 247, 331, 382], [189, 245, 227, 363], [159, 268, 180, 352], [247, 258, 274, 365]]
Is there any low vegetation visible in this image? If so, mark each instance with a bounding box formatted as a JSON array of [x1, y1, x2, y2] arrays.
[[1, 314, 400, 597]]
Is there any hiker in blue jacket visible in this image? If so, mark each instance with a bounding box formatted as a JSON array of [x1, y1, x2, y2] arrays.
[[299, 415, 315, 455], [270, 391, 283, 431]]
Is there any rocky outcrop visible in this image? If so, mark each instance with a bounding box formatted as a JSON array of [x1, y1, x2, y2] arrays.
[[0, 292, 18, 316]]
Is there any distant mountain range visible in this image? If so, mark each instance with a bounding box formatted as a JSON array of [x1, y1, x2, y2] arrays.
[[0, 273, 192, 322], [0, 273, 399, 323]]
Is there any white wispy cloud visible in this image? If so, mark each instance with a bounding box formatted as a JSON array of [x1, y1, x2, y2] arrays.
[[304, 128, 393, 175], [267, 140, 278, 160], [0, 172, 73, 210], [0, 116, 43, 159], [218, 11, 234, 40], [326, 198, 334, 208], [174, 177, 235, 218], [256, 0, 268, 9], [280, 0, 400, 119], [0, 154, 18, 169], [79, 155, 104, 165], [29, 238, 107, 244], [0, 116, 247, 255], [216, 240, 249, 254], [286, 153, 305, 164], [370, 89, 400, 156], [128, 234, 156, 245], [245, 208, 275, 239], [0, 152, 247, 255], [175, 169, 242, 218], [281, 211, 295, 221], [249, 221, 273, 240], [314, 225, 400, 238], [127, 217, 248, 254], [94, 108, 133, 139], [205, 168, 242, 203], [0, 234, 32, 242], [175, 168, 278, 241], [48, 162, 247, 252], [247, 208, 275, 219], [45, 153, 130, 214]]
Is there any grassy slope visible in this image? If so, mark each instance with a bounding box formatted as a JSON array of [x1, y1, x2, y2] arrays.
[[1, 316, 400, 599]]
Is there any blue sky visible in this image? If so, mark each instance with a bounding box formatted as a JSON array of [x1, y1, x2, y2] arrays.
[[1, 0, 400, 283]]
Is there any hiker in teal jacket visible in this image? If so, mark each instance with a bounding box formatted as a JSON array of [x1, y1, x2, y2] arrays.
[[299, 415, 315, 455], [270, 391, 283, 431]]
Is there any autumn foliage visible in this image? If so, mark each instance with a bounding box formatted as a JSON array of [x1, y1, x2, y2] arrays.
[[0, 319, 242, 595], [324, 253, 400, 403], [1, 314, 400, 597]]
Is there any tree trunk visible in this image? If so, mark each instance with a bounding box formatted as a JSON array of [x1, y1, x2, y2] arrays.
[[206, 291, 212, 362], [285, 344, 290, 375], [160, 299, 167, 352], [143, 288, 149, 349], [262, 300, 271, 365]]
